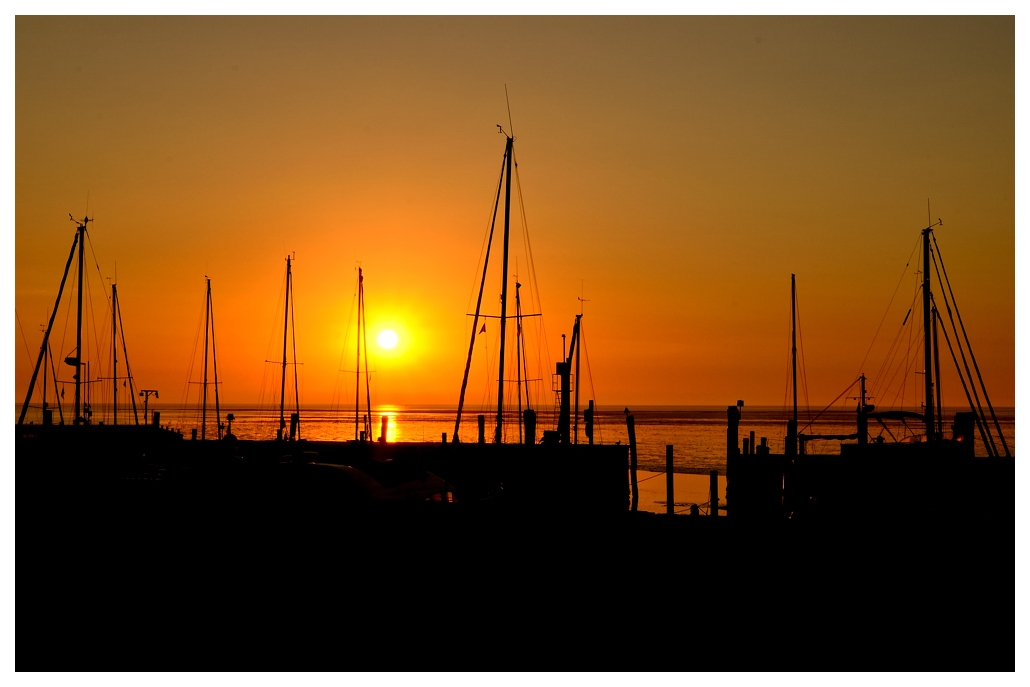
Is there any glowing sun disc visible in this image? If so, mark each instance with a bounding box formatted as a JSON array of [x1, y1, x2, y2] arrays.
[[378, 329, 399, 349]]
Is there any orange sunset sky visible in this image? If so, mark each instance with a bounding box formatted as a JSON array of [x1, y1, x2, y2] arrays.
[[12, 15, 1015, 411]]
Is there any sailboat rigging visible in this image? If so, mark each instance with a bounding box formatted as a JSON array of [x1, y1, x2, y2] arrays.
[[731, 215, 1014, 524], [276, 255, 301, 442], [514, 278, 530, 443], [786, 273, 798, 455], [18, 216, 85, 425], [780, 215, 1010, 459], [36, 313, 65, 426], [555, 314, 581, 444], [72, 216, 86, 424], [181, 277, 224, 439], [326, 265, 379, 443], [201, 277, 221, 440], [110, 281, 141, 426], [454, 128, 552, 444], [456, 132, 510, 443], [19, 213, 142, 428], [927, 225, 1009, 457], [354, 267, 373, 442]]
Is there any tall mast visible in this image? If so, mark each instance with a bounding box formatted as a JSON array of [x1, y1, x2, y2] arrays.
[[356, 267, 363, 441], [784, 274, 799, 456], [74, 216, 89, 424], [792, 273, 797, 423], [574, 314, 581, 444], [361, 272, 372, 441], [42, 316, 48, 421], [112, 283, 118, 426], [210, 280, 222, 439], [495, 134, 513, 443], [279, 257, 291, 442], [933, 304, 943, 438], [515, 279, 523, 443], [290, 275, 300, 441], [921, 225, 935, 441], [202, 277, 210, 440]]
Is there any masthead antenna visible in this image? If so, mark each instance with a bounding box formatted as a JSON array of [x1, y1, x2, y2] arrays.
[[505, 84, 514, 139], [925, 199, 942, 230]]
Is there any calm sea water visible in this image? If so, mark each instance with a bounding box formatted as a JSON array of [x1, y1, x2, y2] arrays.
[[22, 402, 1013, 473]]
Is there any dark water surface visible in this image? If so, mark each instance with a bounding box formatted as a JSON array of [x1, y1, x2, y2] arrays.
[[29, 403, 1011, 474]]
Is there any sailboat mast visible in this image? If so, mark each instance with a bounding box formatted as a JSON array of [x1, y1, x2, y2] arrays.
[[574, 314, 582, 444], [112, 283, 118, 426], [356, 267, 363, 441], [792, 274, 797, 423], [933, 305, 943, 438], [784, 274, 799, 456], [362, 275, 372, 440], [279, 257, 291, 441], [74, 217, 88, 424], [290, 278, 300, 441], [495, 135, 513, 443], [921, 226, 935, 441], [210, 281, 222, 439], [42, 317, 47, 422], [515, 279, 523, 444], [202, 278, 210, 440]]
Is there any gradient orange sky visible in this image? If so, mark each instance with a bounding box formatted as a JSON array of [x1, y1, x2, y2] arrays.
[[13, 15, 1014, 410]]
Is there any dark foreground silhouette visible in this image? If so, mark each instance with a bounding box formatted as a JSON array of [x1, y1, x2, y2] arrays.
[[16, 425, 1012, 672]]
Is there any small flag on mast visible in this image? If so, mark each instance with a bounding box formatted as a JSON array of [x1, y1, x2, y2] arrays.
[[479, 323, 487, 334]]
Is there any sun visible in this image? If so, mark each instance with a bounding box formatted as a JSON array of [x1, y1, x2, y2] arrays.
[[377, 329, 399, 350]]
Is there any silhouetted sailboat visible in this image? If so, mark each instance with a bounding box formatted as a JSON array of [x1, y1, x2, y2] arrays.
[[788, 217, 1011, 458], [187, 277, 224, 441], [728, 216, 1013, 524], [19, 214, 142, 428], [454, 126, 598, 447], [276, 254, 301, 442], [353, 266, 373, 442], [16, 213, 184, 494]]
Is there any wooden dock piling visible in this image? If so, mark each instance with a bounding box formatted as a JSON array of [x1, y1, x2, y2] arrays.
[[710, 469, 719, 516], [666, 444, 674, 515], [627, 414, 639, 512]]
